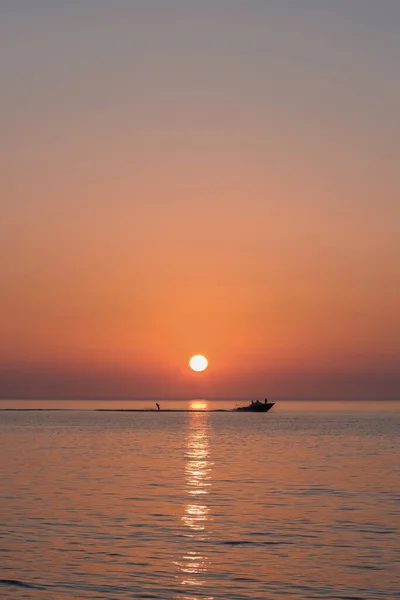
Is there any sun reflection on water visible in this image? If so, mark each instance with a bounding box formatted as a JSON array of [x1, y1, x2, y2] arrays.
[[189, 400, 208, 411], [174, 410, 214, 599]]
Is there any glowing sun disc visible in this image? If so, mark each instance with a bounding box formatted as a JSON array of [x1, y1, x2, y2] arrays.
[[189, 355, 208, 372]]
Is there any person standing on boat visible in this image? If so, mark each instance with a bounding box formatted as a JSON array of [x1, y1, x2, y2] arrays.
[[156, 403, 160, 410]]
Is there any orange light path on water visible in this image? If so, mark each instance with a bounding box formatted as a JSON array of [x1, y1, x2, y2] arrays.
[[173, 411, 213, 593]]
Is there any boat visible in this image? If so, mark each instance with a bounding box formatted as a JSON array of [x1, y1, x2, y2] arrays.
[[236, 400, 275, 412]]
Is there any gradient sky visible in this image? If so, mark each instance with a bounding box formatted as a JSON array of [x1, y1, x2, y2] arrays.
[[1, 1, 399, 400]]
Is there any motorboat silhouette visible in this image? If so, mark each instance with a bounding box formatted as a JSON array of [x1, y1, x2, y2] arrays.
[[236, 400, 275, 412]]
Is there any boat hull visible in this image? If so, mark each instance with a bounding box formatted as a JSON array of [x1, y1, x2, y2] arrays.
[[236, 402, 275, 412]]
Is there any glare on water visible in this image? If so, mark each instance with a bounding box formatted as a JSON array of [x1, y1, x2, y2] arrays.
[[176, 411, 213, 595]]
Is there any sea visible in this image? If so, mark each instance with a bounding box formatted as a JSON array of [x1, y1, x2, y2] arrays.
[[1, 400, 399, 600]]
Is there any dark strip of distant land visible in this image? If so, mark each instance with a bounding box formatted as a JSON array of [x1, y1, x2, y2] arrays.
[[0, 408, 230, 412]]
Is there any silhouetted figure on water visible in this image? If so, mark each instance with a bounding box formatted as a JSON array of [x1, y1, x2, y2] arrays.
[[156, 403, 160, 411]]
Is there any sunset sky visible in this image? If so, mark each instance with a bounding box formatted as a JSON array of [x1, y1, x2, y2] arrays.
[[1, 1, 399, 400]]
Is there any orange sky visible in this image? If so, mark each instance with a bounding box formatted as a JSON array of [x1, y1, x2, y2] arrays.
[[1, 2, 399, 399]]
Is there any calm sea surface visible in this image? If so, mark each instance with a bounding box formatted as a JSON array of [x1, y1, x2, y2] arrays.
[[1, 400, 399, 599]]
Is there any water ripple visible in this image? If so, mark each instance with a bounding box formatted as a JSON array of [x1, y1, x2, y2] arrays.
[[1, 407, 399, 599]]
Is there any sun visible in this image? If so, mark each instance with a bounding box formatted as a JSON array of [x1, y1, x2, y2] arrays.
[[189, 355, 208, 372]]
